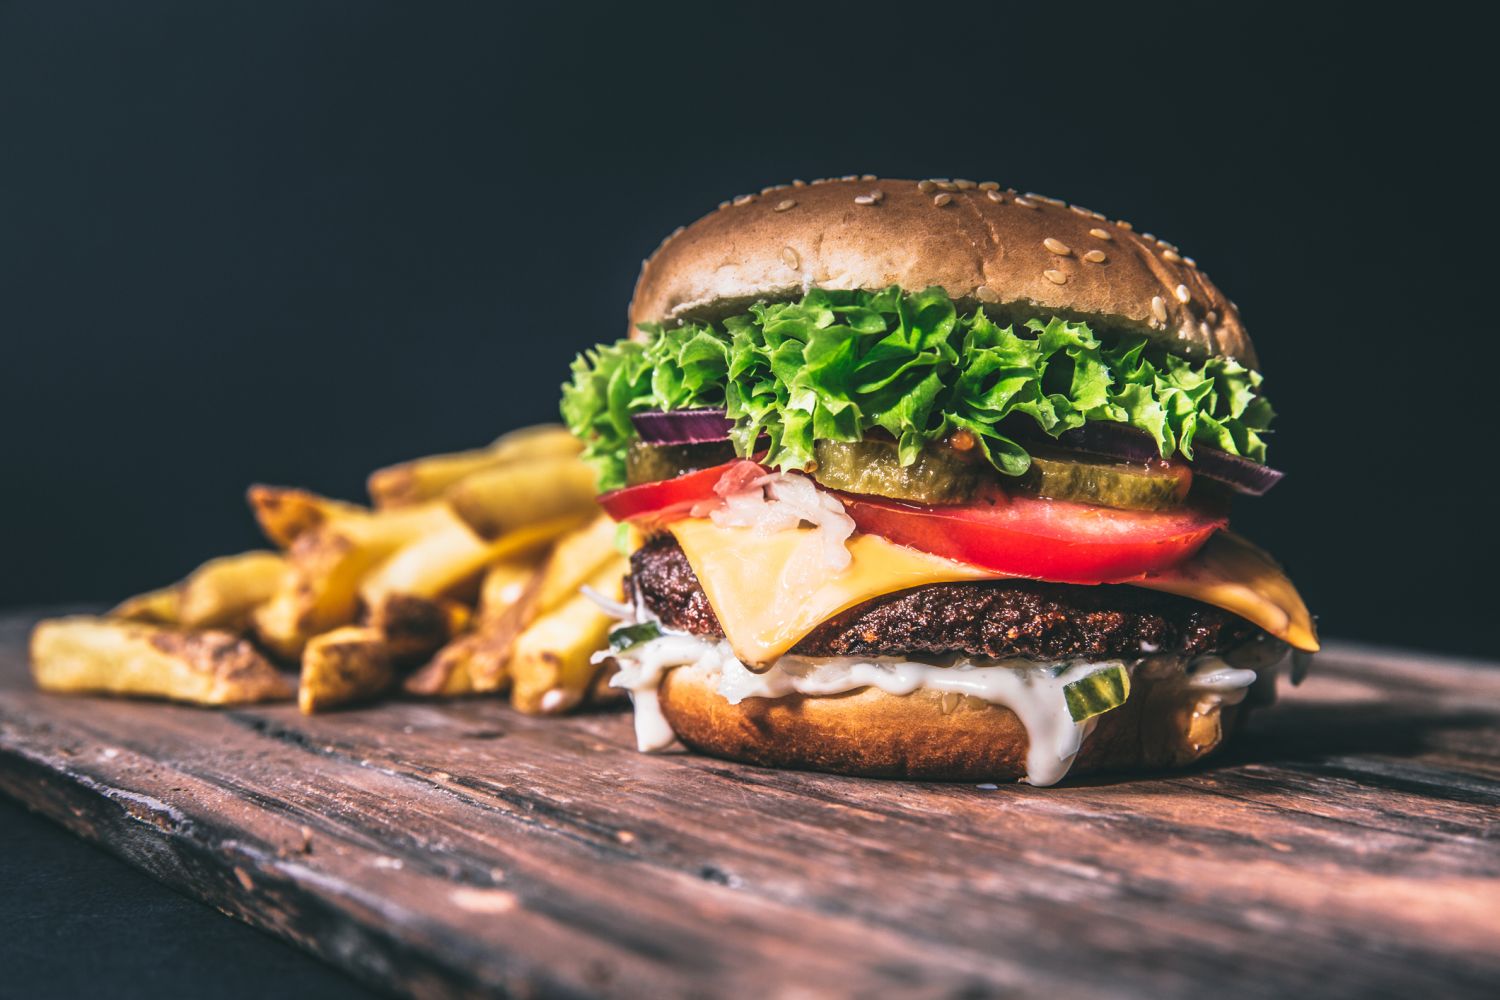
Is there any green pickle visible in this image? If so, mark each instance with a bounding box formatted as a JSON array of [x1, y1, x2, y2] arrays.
[[1016, 452, 1190, 511], [625, 440, 737, 486], [811, 439, 984, 504]]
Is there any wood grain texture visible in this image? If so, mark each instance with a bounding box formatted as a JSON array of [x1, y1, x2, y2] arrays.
[[1, 608, 1497, 999]]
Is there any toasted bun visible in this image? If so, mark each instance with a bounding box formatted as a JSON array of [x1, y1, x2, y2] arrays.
[[656, 666, 1247, 782], [629, 178, 1255, 366]]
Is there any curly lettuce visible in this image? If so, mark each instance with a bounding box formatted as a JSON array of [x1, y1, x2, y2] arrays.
[[561, 286, 1273, 490]]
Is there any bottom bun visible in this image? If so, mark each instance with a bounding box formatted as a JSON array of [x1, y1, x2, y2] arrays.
[[657, 666, 1249, 783]]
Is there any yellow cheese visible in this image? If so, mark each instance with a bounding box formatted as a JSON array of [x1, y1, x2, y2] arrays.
[[668, 520, 1318, 664], [667, 519, 996, 666], [1132, 531, 1319, 652]]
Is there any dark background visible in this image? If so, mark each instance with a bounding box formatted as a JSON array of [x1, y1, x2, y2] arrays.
[[1, 3, 1493, 656]]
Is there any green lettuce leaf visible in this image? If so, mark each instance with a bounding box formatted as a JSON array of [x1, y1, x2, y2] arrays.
[[560, 286, 1274, 490]]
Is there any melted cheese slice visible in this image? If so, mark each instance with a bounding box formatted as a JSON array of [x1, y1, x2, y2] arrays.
[[1132, 531, 1319, 652], [668, 520, 1319, 666], [668, 519, 995, 666]]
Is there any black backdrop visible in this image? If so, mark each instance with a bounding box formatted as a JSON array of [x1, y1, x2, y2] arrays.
[[1, 3, 1493, 657]]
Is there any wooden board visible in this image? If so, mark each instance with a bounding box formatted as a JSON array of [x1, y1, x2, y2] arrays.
[[2, 608, 1498, 999]]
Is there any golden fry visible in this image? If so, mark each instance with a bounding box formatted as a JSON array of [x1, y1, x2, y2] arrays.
[[298, 626, 394, 714], [109, 585, 181, 625], [533, 515, 617, 611], [248, 485, 366, 549], [509, 555, 627, 714], [253, 503, 453, 659], [367, 424, 581, 508], [446, 456, 598, 542], [177, 551, 286, 630], [31, 616, 292, 706]]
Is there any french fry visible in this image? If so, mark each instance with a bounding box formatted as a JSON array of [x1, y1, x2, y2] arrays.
[[247, 485, 366, 549], [176, 551, 286, 630], [298, 626, 393, 713], [31, 616, 292, 706], [446, 456, 598, 542], [253, 503, 453, 659], [358, 510, 582, 608], [404, 632, 480, 697], [533, 515, 618, 610], [110, 585, 181, 625], [478, 554, 547, 620], [368, 424, 581, 508], [510, 555, 627, 714], [366, 594, 471, 664]]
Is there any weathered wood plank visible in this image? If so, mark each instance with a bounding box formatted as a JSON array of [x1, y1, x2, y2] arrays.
[[2, 610, 1498, 998]]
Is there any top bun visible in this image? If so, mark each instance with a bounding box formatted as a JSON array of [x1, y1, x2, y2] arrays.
[[628, 177, 1256, 366]]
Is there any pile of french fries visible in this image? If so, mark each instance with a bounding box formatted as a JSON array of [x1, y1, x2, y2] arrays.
[[30, 425, 629, 715]]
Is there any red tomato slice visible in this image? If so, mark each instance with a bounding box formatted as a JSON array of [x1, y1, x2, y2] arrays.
[[599, 460, 1225, 582], [597, 463, 740, 523], [836, 492, 1225, 584]]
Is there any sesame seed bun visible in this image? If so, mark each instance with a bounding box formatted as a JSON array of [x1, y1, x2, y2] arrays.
[[629, 178, 1255, 366], [655, 663, 1249, 783]]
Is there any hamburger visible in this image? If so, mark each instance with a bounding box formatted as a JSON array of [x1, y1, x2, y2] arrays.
[[561, 177, 1317, 785]]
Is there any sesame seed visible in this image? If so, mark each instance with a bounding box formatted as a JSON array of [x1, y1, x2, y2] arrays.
[[853, 194, 877, 205], [1151, 296, 1168, 322], [774, 199, 797, 212], [935, 180, 958, 192], [1043, 269, 1068, 285], [1088, 227, 1113, 241], [985, 189, 1004, 203], [870, 189, 884, 201], [781, 246, 800, 269], [1028, 193, 1066, 207], [1116, 220, 1134, 231], [761, 185, 778, 196], [1184, 256, 1197, 268], [1069, 204, 1097, 217], [861, 173, 877, 181], [933, 193, 953, 207], [1162, 249, 1183, 263], [732, 194, 754, 206], [1174, 283, 1191, 303], [1043, 237, 1072, 255], [840, 174, 858, 181], [1084, 249, 1107, 263], [976, 285, 1000, 303], [792, 179, 807, 187], [1013, 196, 1039, 209], [954, 179, 977, 190], [978, 181, 1000, 191], [917, 180, 936, 193], [1141, 232, 1156, 242], [1157, 238, 1178, 251], [718, 200, 731, 210]]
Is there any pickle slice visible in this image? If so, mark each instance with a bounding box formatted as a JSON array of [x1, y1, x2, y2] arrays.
[[811, 439, 984, 505], [1016, 453, 1191, 511], [625, 440, 738, 486], [1063, 663, 1132, 722]]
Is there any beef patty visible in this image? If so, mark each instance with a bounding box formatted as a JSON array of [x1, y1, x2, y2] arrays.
[[628, 534, 1256, 661]]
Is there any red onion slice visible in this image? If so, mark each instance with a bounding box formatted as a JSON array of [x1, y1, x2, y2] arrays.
[[1053, 423, 1283, 495], [631, 408, 733, 444]]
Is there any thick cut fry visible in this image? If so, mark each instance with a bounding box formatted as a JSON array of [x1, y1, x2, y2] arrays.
[[177, 551, 286, 630], [359, 510, 583, 608], [253, 503, 453, 659], [510, 555, 627, 714], [248, 485, 368, 549], [446, 456, 599, 541], [31, 617, 292, 706], [368, 424, 581, 508], [110, 586, 181, 625], [404, 633, 479, 697], [533, 515, 617, 610], [478, 555, 547, 620], [298, 626, 394, 713], [366, 594, 471, 664]]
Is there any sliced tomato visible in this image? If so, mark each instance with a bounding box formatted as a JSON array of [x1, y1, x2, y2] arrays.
[[596, 463, 741, 523], [598, 460, 1225, 582], [836, 492, 1225, 584]]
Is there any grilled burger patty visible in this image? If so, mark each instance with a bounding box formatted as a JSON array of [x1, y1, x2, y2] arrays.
[[628, 534, 1257, 661]]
